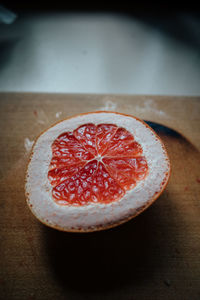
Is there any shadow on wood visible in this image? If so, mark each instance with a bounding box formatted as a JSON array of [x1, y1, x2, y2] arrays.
[[42, 200, 168, 294], [40, 121, 200, 298]]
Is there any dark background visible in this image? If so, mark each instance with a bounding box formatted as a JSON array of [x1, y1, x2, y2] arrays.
[[2, 1, 200, 12]]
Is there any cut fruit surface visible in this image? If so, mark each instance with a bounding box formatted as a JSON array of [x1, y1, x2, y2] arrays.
[[25, 111, 170, 232], [103, 157, 148, 191], [48, 123, 148, 205], [52, 160, 125, 206]]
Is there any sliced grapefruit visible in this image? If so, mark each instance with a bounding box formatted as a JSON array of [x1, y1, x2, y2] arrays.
[[25, 112, 170, 232]]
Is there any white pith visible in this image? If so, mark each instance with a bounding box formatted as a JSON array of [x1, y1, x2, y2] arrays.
[[25, 112, 170, 231], [96, 155, 103, 162]]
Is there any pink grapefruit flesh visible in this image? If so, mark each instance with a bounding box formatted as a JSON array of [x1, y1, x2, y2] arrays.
[[48, 124, 148, 206]]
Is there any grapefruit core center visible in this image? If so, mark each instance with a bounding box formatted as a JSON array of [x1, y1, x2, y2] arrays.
[[48, 123, 148, 206]]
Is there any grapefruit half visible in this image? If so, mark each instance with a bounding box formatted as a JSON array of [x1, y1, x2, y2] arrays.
[[25, 112, 170, 232]]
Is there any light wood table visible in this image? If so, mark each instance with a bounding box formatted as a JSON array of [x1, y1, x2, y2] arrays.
[[0, 93, 200, 300]]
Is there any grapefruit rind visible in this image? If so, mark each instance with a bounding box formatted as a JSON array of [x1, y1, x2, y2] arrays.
[[25, 112, 170, 232]]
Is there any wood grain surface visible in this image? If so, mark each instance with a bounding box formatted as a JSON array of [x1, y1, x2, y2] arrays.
[[0, 93, 200, 300]]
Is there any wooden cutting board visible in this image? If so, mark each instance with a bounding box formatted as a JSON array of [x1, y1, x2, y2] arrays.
[[0, 93, 200, 300]]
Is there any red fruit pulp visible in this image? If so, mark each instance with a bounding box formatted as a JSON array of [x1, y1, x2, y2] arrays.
[[48, 123, 148, 205]]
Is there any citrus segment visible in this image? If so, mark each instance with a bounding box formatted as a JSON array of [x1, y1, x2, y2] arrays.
[[94, 162, 124, 203], [103, 157, 148, 190], [73, 123, 97, 156], [52, 160, 124, 205], [96, 124, 118, 154], [48, 163, 85, 187], [52, 160, 98, 205], [73, 123, 118, 156], [103, 127, 143, 157], [50, 132, 94, 169]]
